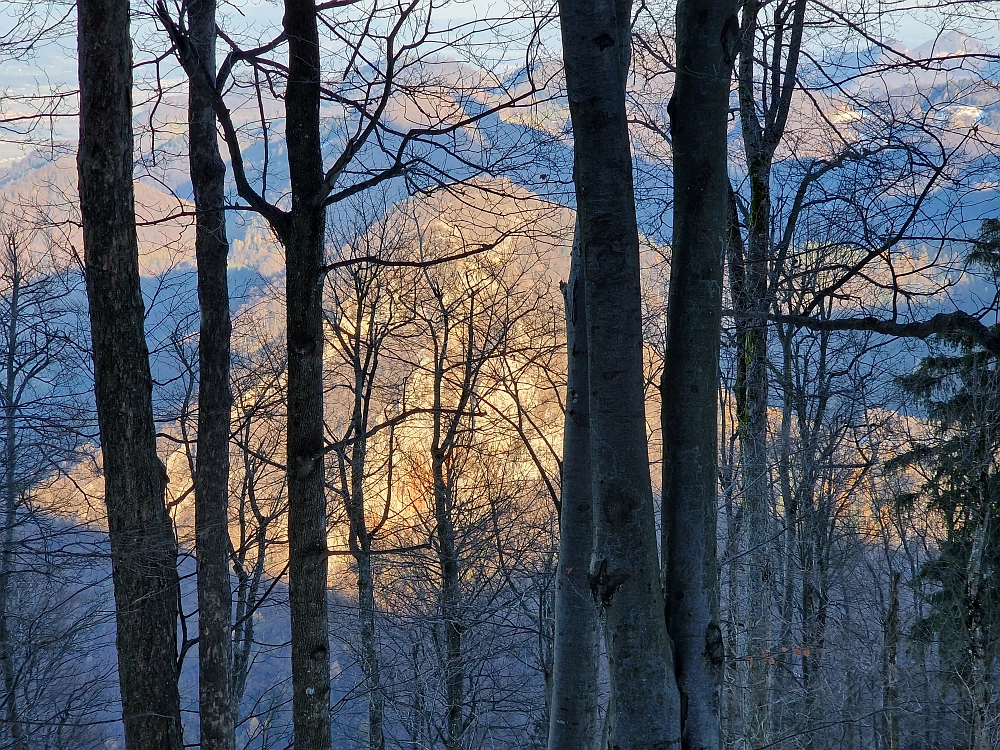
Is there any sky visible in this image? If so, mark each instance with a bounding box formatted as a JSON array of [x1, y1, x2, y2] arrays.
[[1, 0, 998, 166]]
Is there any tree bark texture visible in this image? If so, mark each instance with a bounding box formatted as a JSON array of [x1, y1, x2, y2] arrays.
[[558, 0, 681, 746], [186, 0, 236, 746], [547, 228, 599, 750], [77, 1, 184, 747], [283, 2, 332, 748], [662, 1, 738, 749]]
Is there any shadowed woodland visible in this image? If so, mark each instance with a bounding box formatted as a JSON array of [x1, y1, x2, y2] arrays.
[[3, 0, 1000, 748]]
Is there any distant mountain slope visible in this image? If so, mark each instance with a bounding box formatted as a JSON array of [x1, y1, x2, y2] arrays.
[[0, 155, 197, 274]]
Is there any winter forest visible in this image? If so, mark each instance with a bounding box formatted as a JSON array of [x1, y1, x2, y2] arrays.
[[3, 0, 1000, 748]]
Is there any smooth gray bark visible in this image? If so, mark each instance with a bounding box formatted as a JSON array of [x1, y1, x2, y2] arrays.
[[77, 0, 184, 745], [661, 1, 738, 748], [547, 228, 599, 750], [186, 0, 236, 747], [558, 0, 681, 745]]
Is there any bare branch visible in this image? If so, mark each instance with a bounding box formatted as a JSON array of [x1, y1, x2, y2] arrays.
[[727, 309, 1000, 358]]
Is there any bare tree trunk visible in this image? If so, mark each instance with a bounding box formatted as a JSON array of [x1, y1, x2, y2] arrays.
[[229, 414, 274, 712], [557, 0, 681, 745], [1, 253, 25, 750], [730, 175, 772, 750], [880, 571, 900, 750], [966, 515, 990, 750], [428, 312, 469, 750], [77, 0, 183, 746], [776, 326, 797, 648], [921, 640, 935, 750], [354, 538, 384, 750], [433, 443, 464, 750], [800, 518, 828, 750], [161, 1, 332, 744], [773, 322, 800, 740], [547, 228, 599, 750], [0, 495, 22, 750], [344, 359, 385, 750], [282, 4, 332, 748], [186, 0, 236, 747], [661, 1, 737, 749], [730, 2, 808, 741], [722, 185, 744, 750], [722, 491, 741, 750]]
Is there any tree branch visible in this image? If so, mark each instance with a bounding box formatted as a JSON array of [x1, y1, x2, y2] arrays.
[[726, 309, 1000, 358]]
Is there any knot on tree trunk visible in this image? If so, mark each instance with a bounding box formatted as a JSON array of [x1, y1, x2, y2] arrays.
[[589, 558, 627, 607], [705, 620, 725, 668]]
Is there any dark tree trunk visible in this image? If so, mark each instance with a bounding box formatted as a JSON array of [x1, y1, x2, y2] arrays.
[[186, 0, 236, 746], [547, 228, 599, 750], [1, 256, 25, 750], [730, 133, 773, 750], [283, 3, 332, 749], [353, 513, 384, 750], [722, 187, 745, 750], [661, 1, 737, 748], [880, 571, 900, 750], [0, 480, 22, 750], [772, 322, 801, 745], [162, 1, 332, 743], [427, 313, 469, 750], [558, 0, 681, 745], [342, 322, 385, 750], [799, 506, 829, 750], [77, 1, 183, 747], [433, 443, 464, 750]]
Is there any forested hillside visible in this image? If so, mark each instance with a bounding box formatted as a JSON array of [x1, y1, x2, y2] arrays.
[[2, 0, 1000, 748]]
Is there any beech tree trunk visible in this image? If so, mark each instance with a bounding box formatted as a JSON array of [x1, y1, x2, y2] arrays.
[[77, 1, 183, 747], [186, 0, 236, 746], [547, 228, 599, 750], [661, 1, 738, 748], [557, 0, 681, 746], [283, 3, 332, 748]]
